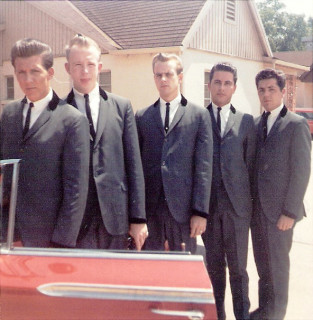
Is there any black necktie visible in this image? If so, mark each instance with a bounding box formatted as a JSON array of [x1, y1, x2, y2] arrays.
[[23, 102, 34, 138], [217, 107, 222, 132], [164, 102, 170, 133], [262, 111, 271, 141], [84, 94, 96, 140]]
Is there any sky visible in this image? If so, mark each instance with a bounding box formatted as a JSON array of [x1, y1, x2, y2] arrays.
[[280, 0, 313, 18], [256, 0, 313, 19]]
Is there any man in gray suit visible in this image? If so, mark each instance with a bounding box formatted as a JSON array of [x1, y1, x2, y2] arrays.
[[65, 35, 147, 250], [136, 53, 213, 253], [0, 38, 90, 247], [250, 69, 311, 320], [201, 62, 256, 320]]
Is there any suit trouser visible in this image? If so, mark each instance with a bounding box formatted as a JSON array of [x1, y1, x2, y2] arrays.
[[251, 200, 293, 320], [202, 188, 250, 320], [144, 191, 196, 253]]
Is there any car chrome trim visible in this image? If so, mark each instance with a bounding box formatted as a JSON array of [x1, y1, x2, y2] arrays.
[[151, 308, 204, 319], [37, 282, 215, 304], [0, 246, 205, 262], [0, 159, 21, 250]]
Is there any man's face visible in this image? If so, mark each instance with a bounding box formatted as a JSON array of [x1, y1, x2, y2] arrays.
[[14, 55, 54, 102], [208, 71, 236, 107], [153, 60, 183, 102], [257, 78, 285, 112], [65, 45, 102, 94]]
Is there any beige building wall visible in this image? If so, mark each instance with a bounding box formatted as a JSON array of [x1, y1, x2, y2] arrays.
[[101, 52, 159, 112]]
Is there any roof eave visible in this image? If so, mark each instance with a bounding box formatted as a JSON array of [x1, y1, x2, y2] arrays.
[[108, 46, 183, 55], [28, 0, 121, 52], [273, 58, 310, 71]]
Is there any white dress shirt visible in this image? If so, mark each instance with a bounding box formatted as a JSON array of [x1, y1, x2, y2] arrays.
[[266, 103, 284, 135], [212, 102, 231, 137], [160, 94, 181, 127], [24, 89, 53, 129], [73, 85, 100, 130]]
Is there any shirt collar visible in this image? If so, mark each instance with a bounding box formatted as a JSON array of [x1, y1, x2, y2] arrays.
[[73, 84, 99, 100], [160, 94, 181, 108], [212, 102, 231, 115], [267, 103, 284, 118], [27, 88, 53, 108]]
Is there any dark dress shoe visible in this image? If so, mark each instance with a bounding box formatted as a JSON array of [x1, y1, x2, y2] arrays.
[[249, 308, 268, 320]]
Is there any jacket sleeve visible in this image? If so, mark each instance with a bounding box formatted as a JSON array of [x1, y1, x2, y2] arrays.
[[192, 109, 213, 217], [123, 103, 146, 223], [282, 118, 311, 219], [52, 112, 90, 247]]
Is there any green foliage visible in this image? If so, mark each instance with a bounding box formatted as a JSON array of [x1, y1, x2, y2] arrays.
[[256, 0, 311, 52]]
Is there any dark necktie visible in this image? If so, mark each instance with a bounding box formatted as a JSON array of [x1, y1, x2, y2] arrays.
[[164, 102, 170, 133], [23, 102, 34, 138], [84, 94, 96, 140], [217, 107, 222, 132], [262, 111, 271, 141]]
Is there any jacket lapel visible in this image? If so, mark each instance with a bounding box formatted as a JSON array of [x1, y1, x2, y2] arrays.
[[207, 103, 221, 139], [167, 105, 185, 134], [65, 89, 78, 108], [19, 97, 27, 137], [167, 95, 187, 135], [153, 99, 166, 135], [94, 89, 110, 147], [223, 105, 236, 138], [266, 105, 288, 141], [23, 91, 59, 141], [66, 88, 105, 144]]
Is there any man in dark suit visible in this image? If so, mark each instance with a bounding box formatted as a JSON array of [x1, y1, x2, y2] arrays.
[[201, 62, 256, 320], [64, 35, 147, 250], [135, 53, 213, 253], [0, 38, 90, 247], [250, 68, 311, 320]]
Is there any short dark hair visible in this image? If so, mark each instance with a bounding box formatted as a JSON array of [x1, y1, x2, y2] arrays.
[[255, 68, 286, 91], [11, 38, 53, 70], [65, 34, 101, 61], [210, 62, 238, 84], [152, 53, 183, 75]]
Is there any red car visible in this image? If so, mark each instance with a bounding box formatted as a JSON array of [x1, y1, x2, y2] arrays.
[[0, 159, 216, 320], [295, 108, 313, 139]]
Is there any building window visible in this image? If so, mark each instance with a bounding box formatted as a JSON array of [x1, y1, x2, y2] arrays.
[[225, 0, 236, 23], [204, 71, 211, 107], [6, 76, 14, 100], [99, 71, 111, 92]]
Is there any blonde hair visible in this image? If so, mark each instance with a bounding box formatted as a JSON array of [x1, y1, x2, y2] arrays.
[[152, 53, 183, 75], [65, 34, 101, 61]]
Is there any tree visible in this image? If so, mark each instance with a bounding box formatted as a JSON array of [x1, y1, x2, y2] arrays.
[[256, 0, 311, 51]]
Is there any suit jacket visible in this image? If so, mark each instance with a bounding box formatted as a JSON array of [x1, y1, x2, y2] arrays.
[[135, 95, 213, 224], [0, 91, 90, 247], [66, 88, 146, 236], [254, 106, 311, 223], [208, 103, 256, 217]]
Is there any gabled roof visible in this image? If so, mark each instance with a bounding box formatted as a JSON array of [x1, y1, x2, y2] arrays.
[[273, 51, 313, 67], [71, 0, 206, 49]]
